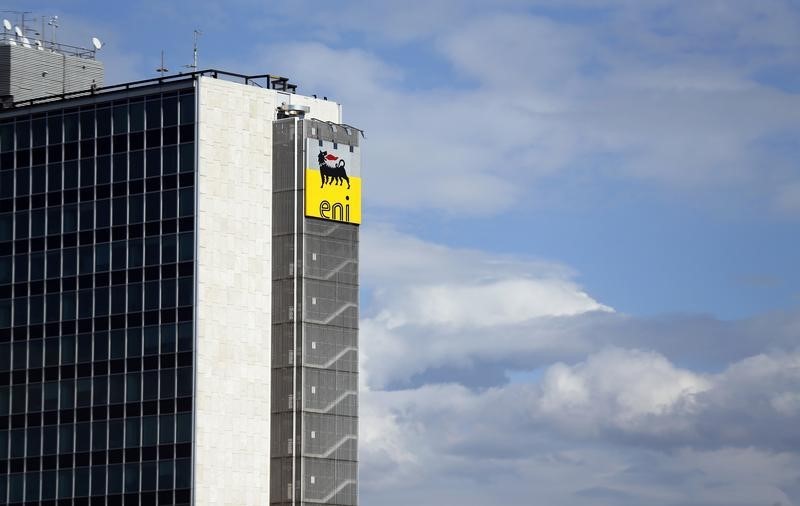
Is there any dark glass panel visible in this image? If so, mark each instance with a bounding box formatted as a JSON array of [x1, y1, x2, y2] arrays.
[[130, 149, 144, 179], [0, 123, 14, 151], [94, 331, 109, 361], [146, 148, 160, 177], [113, 152, 127, 182], [179, 94, 194, 124], [145, 237, 159, 266], [109, 419, 124, 448], [92, 465, 107, 495], [29, 338, 43, 368], [43, 425, 57, 454], [75, 466, 90, 497], [96, 243, 110, 272], [15, 167, 29, 196], [16, 120, 30, 148], [97, 108, 112, 136], [32, 118, 46, 146], [79, 202, 94, 230], [130, 102, 145, 132], [125, 461, 140, 493], [62, 334, 76, 364], [142, 415, 157, 445], [44, 338, 59, 366], [25, 471, 40, 501], [146, 193, 160, 221], [64, 204, 77, 232], [80, 158, 95, 187], [64, 114, 79, 142], [158, 460, 174, 490], [60, 380, 75, 409], [32, 164, 46, 193], [64, 160, 79, 189], [126, 372, 141, 402], [27, 426, 41, 455], [47, 116, 62, 144], [32, 208, 46, 237], [125, 418, 140, 448], [142, 371, 157, 400], [59, 424, 74, 453], [98, 154, 111, 184], [146, 98, 161, 129], [144, 326, 159, 355], [178, 232, 193, 261], [0, 212, 10, 239], [92, 420, 107, 450], [113, 103, 127, 134], [80, 110, 95, 139], [108, 463, 123, 494], [95, 286, 109, 316], [0, 171, 11, 198], [110, 373, 125, 404], [63, 247, 77, 277], [127, 328, 142, 357], [97, 198, 111, 228], [179, 143, 193, 173], [62, 291, 76, 320], [47, 163, 62, 191], [177, 367, 192, 397], [158, 364, 175, 398], [129, 239, 143, 267], [130, 194, 144, 223], [43, 382, 58, 410], [27, 382, 42, 411], [79, 245, 93, 274], [128, 282, 142, 312]]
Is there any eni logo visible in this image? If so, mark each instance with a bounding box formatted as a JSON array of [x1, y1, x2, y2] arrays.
[[318, 151, 350, 188], [305, 145, 361, 225], [318, 150, 351, 221]]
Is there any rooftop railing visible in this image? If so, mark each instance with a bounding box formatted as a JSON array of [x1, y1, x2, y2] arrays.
[[0, 33, 97, 59], [3, 69, 299, 109]]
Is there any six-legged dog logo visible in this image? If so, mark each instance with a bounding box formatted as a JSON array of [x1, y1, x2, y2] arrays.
[[318, 151, 350, 189]]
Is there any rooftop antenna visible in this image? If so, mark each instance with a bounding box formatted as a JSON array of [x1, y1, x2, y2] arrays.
[[19, 11, 29, 36], [2, 19, 12, 46], [0, 10, 29, 36], [156, 50, 169, 77], [91, 36, 103, 57], [183, 29, 202, 71], [47, 15, 58, 46]]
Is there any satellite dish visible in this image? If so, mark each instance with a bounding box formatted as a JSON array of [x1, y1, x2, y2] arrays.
[[34, 39, 43, 50], [14, 25, 22, 37], [2, 19, 11, 31], [21, 36, 30, 48], [91, 37, 102, 50]]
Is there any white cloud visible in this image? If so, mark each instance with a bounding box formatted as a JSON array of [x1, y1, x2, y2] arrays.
[[360, 347, 800, 505], [248, 3, 800, 218], [376, 278, 610, 330], [354, 224, 800, 504], [359, 226, 609, 388], [537, 348, 710, 432]]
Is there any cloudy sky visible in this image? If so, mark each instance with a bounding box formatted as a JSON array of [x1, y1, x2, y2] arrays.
[[12, 0, 800, 504]]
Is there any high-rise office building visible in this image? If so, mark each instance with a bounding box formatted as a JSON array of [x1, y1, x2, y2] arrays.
[[0, 36, 360, 506]]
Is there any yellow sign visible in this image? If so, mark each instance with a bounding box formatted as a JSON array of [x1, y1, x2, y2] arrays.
[[305, 168, 362, 224]]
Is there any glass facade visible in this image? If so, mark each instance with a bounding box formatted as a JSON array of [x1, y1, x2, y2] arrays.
[[0, 84, 196, 505], [271, 119, 359, 506]]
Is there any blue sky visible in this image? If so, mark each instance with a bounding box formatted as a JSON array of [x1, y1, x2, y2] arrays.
[[9, 1, 800, 504]]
